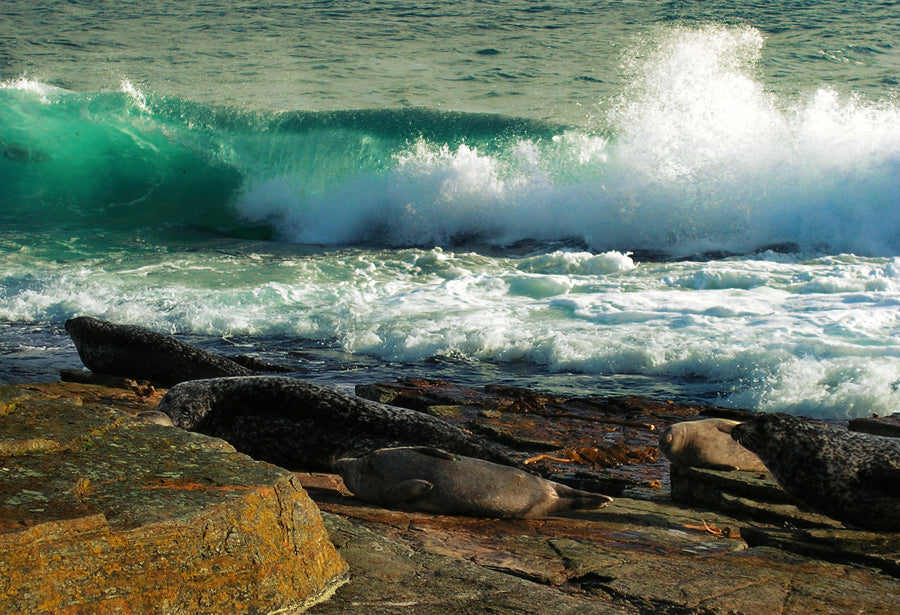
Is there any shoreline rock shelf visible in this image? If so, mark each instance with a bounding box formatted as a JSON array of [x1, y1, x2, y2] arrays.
[[0, 383, 348, 615], [2, 378, 899, 614]]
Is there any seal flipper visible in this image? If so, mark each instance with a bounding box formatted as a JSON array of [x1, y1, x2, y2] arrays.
[[552, 483, 613, 511], [386, 479, 434, 501]]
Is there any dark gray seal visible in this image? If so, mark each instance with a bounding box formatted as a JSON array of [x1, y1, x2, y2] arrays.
[[335, 446, 613, 518], [732, 413, 900, 531], [659, 418, 766, 472], [65, 316, 290, 386], [157, 376, 517, 471]]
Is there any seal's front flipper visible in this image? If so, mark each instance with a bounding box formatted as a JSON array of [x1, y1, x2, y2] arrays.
[[386, 479, 434, 501], [858, 465, 900, 496]]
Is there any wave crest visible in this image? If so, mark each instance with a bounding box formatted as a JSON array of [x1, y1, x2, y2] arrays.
[[3, 25, 900, 256]]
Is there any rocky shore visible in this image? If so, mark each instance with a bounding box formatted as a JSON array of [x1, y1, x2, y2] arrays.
[[0, 381, 347, 614], [2, 376, 898, 614]]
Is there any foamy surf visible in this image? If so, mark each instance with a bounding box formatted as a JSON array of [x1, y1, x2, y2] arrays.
[[2, 241, 899, 419], [3, 26, 898, 256], [2, 20, 899, 420], [236, 27, 900, 256]]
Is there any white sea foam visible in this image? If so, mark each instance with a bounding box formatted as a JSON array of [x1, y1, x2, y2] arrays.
[[236, 25, 900, 257], [0, 77, 61, 95], [4, 242, 899, 418], [119, 78, 149, 113]]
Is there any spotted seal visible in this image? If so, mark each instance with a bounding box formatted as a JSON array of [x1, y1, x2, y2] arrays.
[[732, 413, 900, 531], [157, 376, 517, 471], [335, 446, 613, 518], [65, 316, 291, 386], [659, 418, 766, 472]]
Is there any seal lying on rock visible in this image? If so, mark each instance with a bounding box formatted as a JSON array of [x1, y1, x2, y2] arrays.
[[335, 446, 613, 518], [157, 376, 517, 471], [65, 316, 290, 386], [659, 418, 766, 472], [732, 413, 900, 531]]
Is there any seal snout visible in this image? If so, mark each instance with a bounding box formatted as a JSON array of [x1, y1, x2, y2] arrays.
[[64, 316, 86, 337], [730, 422, 765, 454]]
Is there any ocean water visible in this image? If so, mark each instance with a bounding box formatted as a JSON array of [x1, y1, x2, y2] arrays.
[[1, 1, 899, 419]]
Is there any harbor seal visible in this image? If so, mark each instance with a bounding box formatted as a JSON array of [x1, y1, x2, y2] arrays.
[[136, 410, 175, 426], [157, 376, 517, 471], [65, 316, 289, 386], [659, 418, 766, 472], [335, 446, 614, 518], [732, 413, 900, 531]]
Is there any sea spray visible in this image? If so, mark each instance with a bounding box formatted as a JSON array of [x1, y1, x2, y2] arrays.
[[3, 24, 899, 256], [3, 16, 900, 420], [236, 27, 899, 255]]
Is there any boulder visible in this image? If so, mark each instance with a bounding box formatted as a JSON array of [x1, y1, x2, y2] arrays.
[[0, 384, 347, 615]]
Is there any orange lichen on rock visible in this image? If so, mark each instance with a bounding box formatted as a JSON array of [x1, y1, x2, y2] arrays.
[[0, 383, 347, 615]]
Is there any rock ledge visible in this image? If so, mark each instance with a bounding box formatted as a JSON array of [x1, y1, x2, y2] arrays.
[[0, 383, 348, 615]]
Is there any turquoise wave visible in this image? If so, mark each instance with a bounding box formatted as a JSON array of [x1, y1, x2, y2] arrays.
[[0, 83, 561, 239], [0, 85, 241, 232], [2, 78, 900, 256]]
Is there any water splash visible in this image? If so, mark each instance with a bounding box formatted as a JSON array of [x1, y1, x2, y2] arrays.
[[236, 26, 900, 255], [3, 26, 899, 256]]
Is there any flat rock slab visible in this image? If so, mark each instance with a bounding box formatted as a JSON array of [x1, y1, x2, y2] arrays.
[[0, 384, 347, 615], [300, 472, 900, 615], [311, 512, 637, 615]]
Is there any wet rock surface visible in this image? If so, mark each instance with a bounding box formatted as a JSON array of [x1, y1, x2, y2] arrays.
[[0, 383, 347, 615], [849, 412, 900, 438], [312, 378, 898, 614], [2, 376, 899, 614], [302, 471, 898, 615]]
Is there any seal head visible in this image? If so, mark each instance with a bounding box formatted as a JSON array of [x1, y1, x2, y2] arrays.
[[659, 418, 766, 472], [65, 316, 254, 386], [335, 446, 613, 519], [732, 413, 900, 531]]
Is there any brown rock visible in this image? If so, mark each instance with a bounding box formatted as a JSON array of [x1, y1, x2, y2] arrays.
[[301, 472, 900, 615], [848, 413, 900, 438], [5, 378, 899, 615], [0, 384, 347, 615]]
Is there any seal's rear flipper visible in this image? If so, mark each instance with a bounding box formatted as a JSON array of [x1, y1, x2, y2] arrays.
[[553, 483, 613, 511]]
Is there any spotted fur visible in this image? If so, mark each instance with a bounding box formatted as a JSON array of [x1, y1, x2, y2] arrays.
[[157, 375, 516, 471], [66, 316, 254, 386], [732, 413, 900, 531]]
